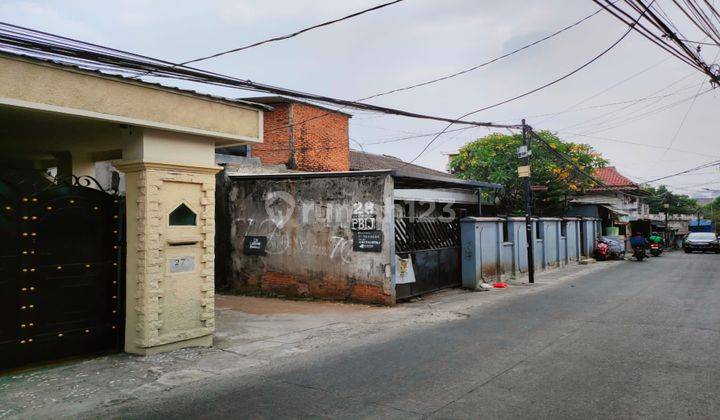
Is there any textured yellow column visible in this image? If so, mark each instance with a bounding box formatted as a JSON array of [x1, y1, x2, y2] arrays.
[[117, 161, 219, 355]]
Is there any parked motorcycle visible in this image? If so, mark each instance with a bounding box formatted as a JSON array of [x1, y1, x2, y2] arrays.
[[633, 245, 647, 261], [649, 242, 662, 257], [594, 240, 609, 261]]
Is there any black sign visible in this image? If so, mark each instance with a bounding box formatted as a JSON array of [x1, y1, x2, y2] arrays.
[[243, 236, 267, 255], [353, 230, 383, 252]]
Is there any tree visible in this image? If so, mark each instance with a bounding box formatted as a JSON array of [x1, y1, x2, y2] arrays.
[[644, 185, 698, 214], [448, 131, 607, 215]]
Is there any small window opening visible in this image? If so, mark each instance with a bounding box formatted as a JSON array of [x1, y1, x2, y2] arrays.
[[502, 221, 509, 242], [169, 203, 196, 226], [561, 221, 568, 237]]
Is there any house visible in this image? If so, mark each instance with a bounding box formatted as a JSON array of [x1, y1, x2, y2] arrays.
[[0, 52, 266, 369], [215, 106, 502, 304], [567, 166, 649, 236]]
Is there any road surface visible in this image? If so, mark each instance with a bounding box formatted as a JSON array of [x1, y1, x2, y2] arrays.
[[103, 251, 720, 419]]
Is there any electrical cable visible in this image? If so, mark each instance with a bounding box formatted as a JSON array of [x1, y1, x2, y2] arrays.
[[396, 1, 656, 169], [134, 0, 406, 79]]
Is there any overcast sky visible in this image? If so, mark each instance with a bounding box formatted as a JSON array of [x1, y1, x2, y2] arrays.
[[3, 0, 719, 197]]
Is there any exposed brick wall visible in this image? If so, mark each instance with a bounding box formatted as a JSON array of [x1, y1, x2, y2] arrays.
[[252, 102, 292, 166], [251, 101, 350, 172], [255, 272, 393, 305], [291, 103, 349, 172]]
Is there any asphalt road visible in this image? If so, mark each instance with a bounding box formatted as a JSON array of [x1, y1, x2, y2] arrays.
[[105, 251, 720, 419]]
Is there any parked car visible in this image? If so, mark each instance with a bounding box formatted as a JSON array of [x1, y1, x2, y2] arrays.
[[683, 232, 720, 253]]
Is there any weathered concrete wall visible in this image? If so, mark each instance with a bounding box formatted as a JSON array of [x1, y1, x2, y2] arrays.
[[463, 217, 598, 284], [460, 217, 503, 289], [222, 174, 395, 305]]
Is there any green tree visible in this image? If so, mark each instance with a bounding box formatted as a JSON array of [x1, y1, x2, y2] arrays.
[[644, 185, 698, 214], [701, 196, 720, 224], [449, 131, 607, 215]]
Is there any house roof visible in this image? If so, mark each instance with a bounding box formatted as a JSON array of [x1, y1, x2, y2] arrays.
[[229, 169, 501, 190], [593, 166, 637, 188], [350, 150, 451, 178], [242, 95, 353, 117], [1, 52, 272, 112]]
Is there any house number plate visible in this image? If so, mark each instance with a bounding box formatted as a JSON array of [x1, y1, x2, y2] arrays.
[[168, 256, 196, 273]]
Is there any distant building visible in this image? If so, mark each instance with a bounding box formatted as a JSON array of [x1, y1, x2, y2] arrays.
[[567, 166, 650, 236]]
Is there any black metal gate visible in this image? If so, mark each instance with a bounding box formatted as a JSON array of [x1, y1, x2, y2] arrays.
[[0, 171, 123, 370], [394, 217, 461, 300]]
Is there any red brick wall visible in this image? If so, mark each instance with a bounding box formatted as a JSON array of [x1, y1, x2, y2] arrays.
[[291, 103, 349, 172], [252, 101, 350, 172], [256, 271, 394, 305], [252, 102, 292, 166]]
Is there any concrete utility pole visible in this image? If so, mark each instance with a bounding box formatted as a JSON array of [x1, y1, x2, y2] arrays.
[[663, 202, 670, 247], [519, 120, 535, 284]]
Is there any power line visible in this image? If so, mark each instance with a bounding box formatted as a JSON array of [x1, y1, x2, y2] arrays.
[[0, 22, 521, 130], [568, 85, 714, 136], [397, 1, 654, 168], [660, 79, 707, 159], [554, 72, 701, 133], [564, 132, 720, 158], [356, 5, 607, 102], [644, 159, 720, 183], [528, 129, 649, 199], [595, 0, 720, 84], [138, 0, 405, 78], [261, 5, 609, 137]]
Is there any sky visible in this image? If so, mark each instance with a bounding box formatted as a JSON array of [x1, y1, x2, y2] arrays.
[[2, 0, 720, 198]]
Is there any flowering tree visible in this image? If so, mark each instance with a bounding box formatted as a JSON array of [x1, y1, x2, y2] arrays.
[[449, 131, 607, 215]]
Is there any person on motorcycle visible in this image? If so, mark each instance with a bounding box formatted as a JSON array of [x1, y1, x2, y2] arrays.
[[629, 231, 648, 248]]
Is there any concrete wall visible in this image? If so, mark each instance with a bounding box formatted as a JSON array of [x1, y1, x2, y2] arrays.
[[220, 174, 395, 305], [461, 217, 599, 288]]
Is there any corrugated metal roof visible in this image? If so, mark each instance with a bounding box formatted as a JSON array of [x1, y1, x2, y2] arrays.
[[350, 150, 451, 178], [1, 51, 272, 111], [242, 95, 353, 116]]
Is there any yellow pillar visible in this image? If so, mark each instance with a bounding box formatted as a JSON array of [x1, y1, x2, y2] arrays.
[[116, 128, 220, 355]]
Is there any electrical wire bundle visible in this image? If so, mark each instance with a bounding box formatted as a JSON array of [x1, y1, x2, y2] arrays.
[[0, 22, 519, 130], [593, 0, 720, 85]]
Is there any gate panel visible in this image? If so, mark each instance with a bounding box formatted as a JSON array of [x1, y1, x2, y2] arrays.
[[395, 217, 460, 300], [0, 174, 123, 370]]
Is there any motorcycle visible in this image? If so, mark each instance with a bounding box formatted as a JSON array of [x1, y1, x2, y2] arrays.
[[633, 245, 647, 261], [594, 240, 609, 261], [649, 242, 662, 257]]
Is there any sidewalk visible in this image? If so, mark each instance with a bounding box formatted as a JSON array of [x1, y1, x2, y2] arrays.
[[0, 260, 619, 419]]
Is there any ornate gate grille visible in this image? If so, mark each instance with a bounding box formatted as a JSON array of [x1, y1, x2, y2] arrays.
[[0, 171, 124, 370], [394, 217, 461, 300]]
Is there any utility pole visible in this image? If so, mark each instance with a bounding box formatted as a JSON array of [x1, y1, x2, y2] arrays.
[[519, 120, 535, 284], [663, 202, 669, 248]]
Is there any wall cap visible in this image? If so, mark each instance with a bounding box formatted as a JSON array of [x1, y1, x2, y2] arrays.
[[116, 160, 222, 174], [460, 217, 505, 222]]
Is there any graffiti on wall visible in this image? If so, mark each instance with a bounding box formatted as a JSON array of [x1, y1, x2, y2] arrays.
[[236, 191, 382, 263]]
